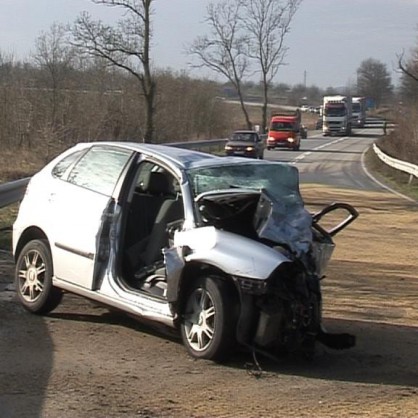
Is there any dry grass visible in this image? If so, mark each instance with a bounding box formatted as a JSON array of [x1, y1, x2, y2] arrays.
[[0, 204, 19, 251], [0, 147, 49, 183], [375, 103, 418, 165], [0, 102, 320, 184]]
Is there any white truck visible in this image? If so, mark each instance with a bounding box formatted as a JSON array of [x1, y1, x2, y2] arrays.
[[322, 95, 352, 136], [352, 96, 366, 128]]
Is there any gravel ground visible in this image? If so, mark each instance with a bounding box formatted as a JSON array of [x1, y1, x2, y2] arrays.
[[0, 186, 417, 418]]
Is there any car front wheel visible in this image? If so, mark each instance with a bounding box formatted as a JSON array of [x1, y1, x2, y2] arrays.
[[15, 239, 63, 314], [180, 276, 237, 361]]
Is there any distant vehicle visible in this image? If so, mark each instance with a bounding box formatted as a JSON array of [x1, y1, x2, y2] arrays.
[[352, 97, 366, 128], [301, 105, 320, 114], [224, 130, 264, 159], [267, 109, 302, 151], [322, 95, 352, 136], [12, 142, 358, 361]]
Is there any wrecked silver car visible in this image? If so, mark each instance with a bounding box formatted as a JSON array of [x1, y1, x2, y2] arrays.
[[13, 142, 358, 361]]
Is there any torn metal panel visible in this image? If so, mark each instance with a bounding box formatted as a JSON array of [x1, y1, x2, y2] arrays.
[[253, 189, 313, 258], [174, 226, 290, 279]]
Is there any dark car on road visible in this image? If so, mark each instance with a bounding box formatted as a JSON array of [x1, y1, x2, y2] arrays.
[[225, 130, 265, 159]]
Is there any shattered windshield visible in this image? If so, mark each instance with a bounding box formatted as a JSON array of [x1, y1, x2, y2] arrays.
[[187, 162, 303, 206]]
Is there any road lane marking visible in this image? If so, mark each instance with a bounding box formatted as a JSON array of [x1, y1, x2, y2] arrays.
[[294, 132, 417, 202], [292, 136, 349, 163]]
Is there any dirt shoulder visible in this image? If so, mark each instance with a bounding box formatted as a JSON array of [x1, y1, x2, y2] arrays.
[[0, 185, 417, 418]]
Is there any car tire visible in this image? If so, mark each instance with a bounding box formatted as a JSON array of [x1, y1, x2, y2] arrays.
[[180, 275, 237, 361], [15, 239, 63, 314]]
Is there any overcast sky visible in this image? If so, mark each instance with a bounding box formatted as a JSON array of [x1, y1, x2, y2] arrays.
[[1, 0, 417, 88]]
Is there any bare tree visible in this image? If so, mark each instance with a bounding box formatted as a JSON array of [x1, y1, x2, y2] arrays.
[[189, 0, 301, 132], [188, 1, 253, 129], [398, 42, 418, 102], [71, 0, 156, 143], [241, 0, 302, 132], [398, 50, 418, 83], [33, 23, 75, 128]]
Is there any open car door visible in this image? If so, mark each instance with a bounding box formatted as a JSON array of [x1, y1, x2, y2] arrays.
[[50, 146, 133, 290]]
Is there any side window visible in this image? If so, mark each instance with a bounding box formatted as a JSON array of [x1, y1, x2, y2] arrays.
[[51, 150, 84, 179], [134, 162, 180, 197], [68, 146, 132, 196]]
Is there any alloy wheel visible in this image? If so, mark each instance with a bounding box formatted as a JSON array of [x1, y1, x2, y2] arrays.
[[183, 287, 216, 352], [17, 248, 47, 303]]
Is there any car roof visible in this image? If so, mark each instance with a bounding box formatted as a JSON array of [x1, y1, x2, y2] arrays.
[[61, 141, 275, 171]]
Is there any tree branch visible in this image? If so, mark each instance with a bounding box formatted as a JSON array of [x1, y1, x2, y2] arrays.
[[398, 51, 418, 83]]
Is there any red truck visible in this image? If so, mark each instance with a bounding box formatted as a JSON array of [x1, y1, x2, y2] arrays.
[[267, 109, 303, 151]]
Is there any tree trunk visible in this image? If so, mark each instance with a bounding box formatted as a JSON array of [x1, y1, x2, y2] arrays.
[[236, 80, 252, 130], [142, 0, 155, 143], [262, 74, 269, 133]]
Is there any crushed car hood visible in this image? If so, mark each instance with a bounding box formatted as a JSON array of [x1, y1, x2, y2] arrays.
[[253, 189, 313, 257]]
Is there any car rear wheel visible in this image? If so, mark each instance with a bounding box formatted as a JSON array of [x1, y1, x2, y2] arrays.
[[15, 239, 63, 314], [180, 275, 237, 361]]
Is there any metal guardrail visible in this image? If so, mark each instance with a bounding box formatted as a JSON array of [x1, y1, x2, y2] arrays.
[[171, 139, 227, 152], [373, 143, 418, 183], [172, 136, 268, 149], [0, 178, 30, 209]]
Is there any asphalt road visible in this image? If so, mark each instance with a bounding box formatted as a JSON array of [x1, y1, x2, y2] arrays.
[[265, 126, 386, 191]]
